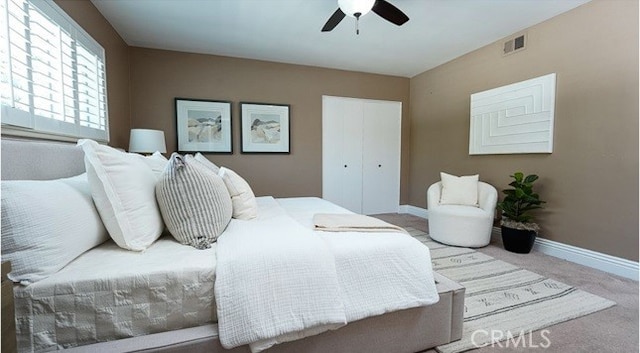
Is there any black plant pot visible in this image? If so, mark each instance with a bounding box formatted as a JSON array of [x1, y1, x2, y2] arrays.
[[501, 226, 537, 254]]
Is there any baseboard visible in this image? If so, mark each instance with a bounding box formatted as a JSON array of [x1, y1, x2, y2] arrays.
[[398, 204, 428, 219], [532, 237, 638, 281], [400, 205, 639, 281]]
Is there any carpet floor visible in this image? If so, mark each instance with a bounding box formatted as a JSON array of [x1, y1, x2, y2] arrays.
[[374, 213, 639, 353], [406, 227, 614, 353]]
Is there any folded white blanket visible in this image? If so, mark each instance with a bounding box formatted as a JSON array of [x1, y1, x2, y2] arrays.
[[215, 197, 346, 352], [313, 213, 408, 234]]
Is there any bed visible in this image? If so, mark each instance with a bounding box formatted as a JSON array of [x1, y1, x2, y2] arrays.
[[1, 137, 464, 353]]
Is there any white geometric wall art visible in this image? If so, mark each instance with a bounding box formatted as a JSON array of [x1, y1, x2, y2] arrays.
[[469, 73, 556, 155]]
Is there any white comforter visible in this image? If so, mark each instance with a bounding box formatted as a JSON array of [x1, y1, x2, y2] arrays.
[[215, 197, 439, 352]]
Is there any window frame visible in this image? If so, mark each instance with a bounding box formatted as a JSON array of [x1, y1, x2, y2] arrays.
[[1, 0, 109, 142]]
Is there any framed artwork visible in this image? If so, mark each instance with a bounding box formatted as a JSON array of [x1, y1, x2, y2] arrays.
[[175, 98, 232, 153], [469, 73, 556, 155], [240, 102, 290, 153]]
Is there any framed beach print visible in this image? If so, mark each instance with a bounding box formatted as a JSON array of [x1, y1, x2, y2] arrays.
[[240, 102, 290, 153], [175, 98, 232, 153]]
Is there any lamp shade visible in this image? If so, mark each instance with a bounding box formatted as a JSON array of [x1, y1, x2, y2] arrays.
[[129, 129, 167, 153]]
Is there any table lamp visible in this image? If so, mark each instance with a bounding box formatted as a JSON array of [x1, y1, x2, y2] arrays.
[[128, 129, 167, 155]]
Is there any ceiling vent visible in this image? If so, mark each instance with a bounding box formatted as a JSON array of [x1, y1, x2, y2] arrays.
[[503, 33, 526, 56]]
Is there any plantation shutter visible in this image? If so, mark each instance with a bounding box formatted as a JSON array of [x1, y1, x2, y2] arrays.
[[0, 0, 109, 141]]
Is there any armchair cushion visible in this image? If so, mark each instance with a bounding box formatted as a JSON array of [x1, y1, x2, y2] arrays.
[[439, 172, 479, 206]]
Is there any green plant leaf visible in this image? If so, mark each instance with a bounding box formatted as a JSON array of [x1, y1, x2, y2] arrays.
[[523, 194, 539, 202], [524, 174, 539, 183], [513, 172, 524, 182]]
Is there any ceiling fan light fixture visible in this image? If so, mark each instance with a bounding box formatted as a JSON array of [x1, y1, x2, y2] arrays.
[[321, 0, 408, 33], [338, 0, 375, 18]]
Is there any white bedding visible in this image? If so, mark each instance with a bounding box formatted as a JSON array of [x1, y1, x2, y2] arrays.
[[14, 196, 439, 353], [215, 197, 439, 352], [215, 197, 347, 351]]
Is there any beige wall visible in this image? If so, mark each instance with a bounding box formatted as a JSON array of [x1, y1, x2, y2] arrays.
[[409, 0, 639, 261], [129, 48, 410, 201], [54, 0, 130, 148]]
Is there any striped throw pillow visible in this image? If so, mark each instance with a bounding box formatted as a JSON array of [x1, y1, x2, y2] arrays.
[[156, 153, 232, 249]]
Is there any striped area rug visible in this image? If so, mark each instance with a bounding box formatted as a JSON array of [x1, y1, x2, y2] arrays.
[[405, 228, 616, 353]]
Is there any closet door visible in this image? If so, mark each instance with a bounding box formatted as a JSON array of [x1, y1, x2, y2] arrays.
[[323, 96, 401, 215], [362, 101, 401, 215], [322, 97, 363, 213]]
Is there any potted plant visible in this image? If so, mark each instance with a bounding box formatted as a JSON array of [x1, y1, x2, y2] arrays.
[[496, 172, 545, 253]]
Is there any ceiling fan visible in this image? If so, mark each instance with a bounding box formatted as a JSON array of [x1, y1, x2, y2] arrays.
[[321, 0, 409, 34]]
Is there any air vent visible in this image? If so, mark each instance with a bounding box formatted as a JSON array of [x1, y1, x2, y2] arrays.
[[503, 33, 526, 56]]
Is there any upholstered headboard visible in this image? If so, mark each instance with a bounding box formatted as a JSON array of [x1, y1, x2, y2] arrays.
[[1, 138, 85, 180]]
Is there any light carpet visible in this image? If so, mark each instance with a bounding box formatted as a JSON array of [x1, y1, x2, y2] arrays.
[[405, 227, 616, 353]]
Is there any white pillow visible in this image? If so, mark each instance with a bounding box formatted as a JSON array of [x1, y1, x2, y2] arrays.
[[193, 152, 220, 174], [1, 174, 109, 284], [439, 172, 479, 206], [218, 167, 258, 220], [147, 151, 170, 176], [78, 139, 167, 251], [156, 153, 232, 248]]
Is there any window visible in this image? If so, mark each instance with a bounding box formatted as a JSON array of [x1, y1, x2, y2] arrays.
[[1, 0, 108, 141]]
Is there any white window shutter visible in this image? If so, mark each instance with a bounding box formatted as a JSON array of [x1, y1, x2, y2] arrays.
[[0, 0, 109, 141]]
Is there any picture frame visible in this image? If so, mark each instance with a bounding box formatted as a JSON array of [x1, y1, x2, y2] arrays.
[[175, 98, 232, 153], [469, 73, 556, 155], [240, 102, 290, 153]]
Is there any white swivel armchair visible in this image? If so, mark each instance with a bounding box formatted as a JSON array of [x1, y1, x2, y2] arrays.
[[427, 181, 498, 248]]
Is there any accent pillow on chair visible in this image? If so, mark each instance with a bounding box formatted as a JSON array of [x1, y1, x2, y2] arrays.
[[1, 174, 109, 284], [156, 153, 233, 249], [439, 172, 479, 206], [78, 139, 167, 251]]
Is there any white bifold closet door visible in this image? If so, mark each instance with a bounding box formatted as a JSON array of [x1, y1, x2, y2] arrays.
[[322, 95, 401, 215]]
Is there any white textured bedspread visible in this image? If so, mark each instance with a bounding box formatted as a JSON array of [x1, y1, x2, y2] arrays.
[[14, 236, 217, 352], [215, 197, 439, 352], [215, 197, 347, 351]]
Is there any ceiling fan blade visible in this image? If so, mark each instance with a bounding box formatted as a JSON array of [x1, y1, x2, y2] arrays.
[[372, 0, 409, 26], [322, 8, 346, 32]]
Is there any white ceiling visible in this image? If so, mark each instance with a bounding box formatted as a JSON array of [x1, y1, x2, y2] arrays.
[[91, 0, 591, 78]]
